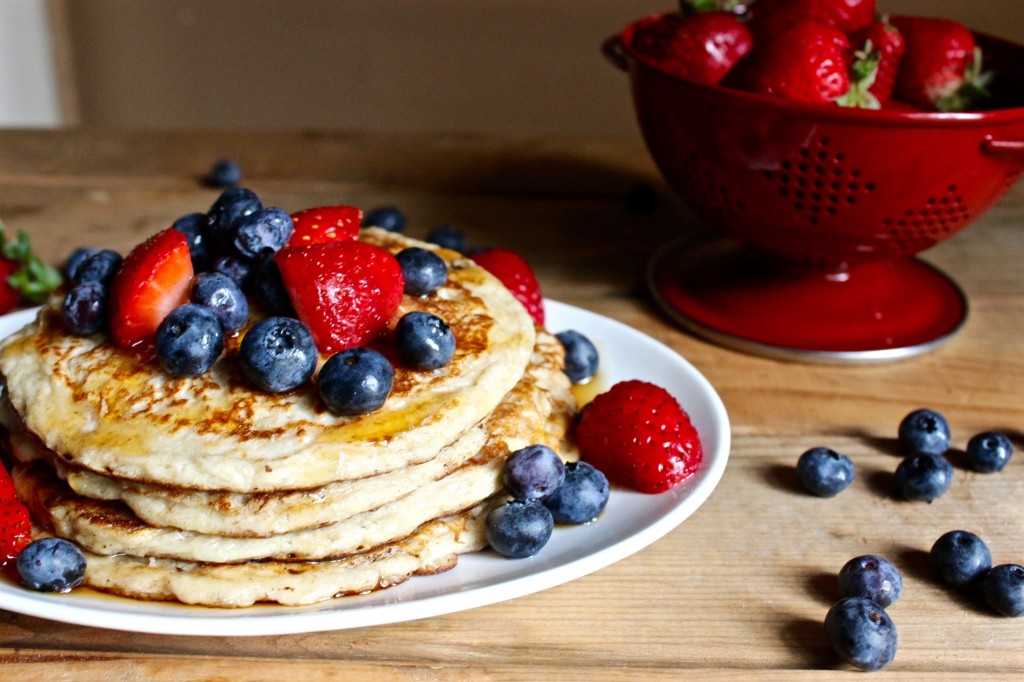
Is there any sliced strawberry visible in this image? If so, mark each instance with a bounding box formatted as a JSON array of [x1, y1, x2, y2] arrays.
[[0, 464, 31, 567], [275, 241, 405, 354], [471, 248, 545, 327], [108, 228, 194, 356], [576, 380, 703, 494], [286, 205, 362, 248]]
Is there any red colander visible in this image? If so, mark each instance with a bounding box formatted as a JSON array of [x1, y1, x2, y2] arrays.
[[605, 17, 1024, 362]]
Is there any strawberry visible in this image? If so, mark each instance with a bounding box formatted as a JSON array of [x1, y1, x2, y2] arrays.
[[470, 248, 545, 327], [889, 16, 991, 112], [628, 6, 753, 86], [0, 224, 62, 314], [576, 380, 703, 494], [274, 241, 405, 354], [108, 227, 195, 356], [748, 0, 876, 38], [839, 18, 906, 109], [286, 205, 362, 248], [0, 464, 31, 567], [724, 19, 853, 105]]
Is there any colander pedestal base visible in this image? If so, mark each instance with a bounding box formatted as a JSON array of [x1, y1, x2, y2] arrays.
[[648, 236, 967, 363]]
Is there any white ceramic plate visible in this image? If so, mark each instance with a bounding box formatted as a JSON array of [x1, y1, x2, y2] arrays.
[[0, 300, 730, 636]]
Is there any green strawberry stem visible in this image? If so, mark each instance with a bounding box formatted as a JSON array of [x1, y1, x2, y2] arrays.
[[837, 41, 882, 110], [0, 223, 63, 304], [679, 0, 745, 16], [937, 47, 993, 113]]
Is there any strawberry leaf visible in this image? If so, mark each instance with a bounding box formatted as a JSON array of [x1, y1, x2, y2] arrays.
[[0, 223, 63, 305]]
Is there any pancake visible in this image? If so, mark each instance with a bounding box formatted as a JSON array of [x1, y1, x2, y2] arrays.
[[8, 332, 577, 562], [29, 501, 494, 608], [0, 228, 536, 492]]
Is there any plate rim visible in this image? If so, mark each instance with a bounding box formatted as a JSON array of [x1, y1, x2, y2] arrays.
[[0, 300, 730, 636]]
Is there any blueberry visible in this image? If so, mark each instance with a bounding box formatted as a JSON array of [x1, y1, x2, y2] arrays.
[[930, 530, 992, 588], [363, 205, 406, 232], [212, 255, 254, 290], [62, 247, 98, 281], [240, 317, 318, 392], [61, 282, 108, 336], [555, 330, 599, 385], [898, 408, 951, 456], [394, 311, 456, 370], [425, 224, 467, 252], [318, 347, 394, 415], [503, 444, 566, 502], [965, 431, 1013, 473], [172, 212, 214, 271], [796, 447, 855, 497], [209, 158, 242, 187], [542, 461, 609, 524], [982, 564, 1024, 617], [838, 555, 903, 608], [824, 597, 898, 671], [395, 247, 447, 296], [74, 249, 122, 287], [207, 187, 263, 247], [155, 304, 225, 377], [894, 452, 953, 502], [231, 207, 294, 260], [485, 499, 554, 558], [191, 271, 249, 332], [17, 537, 87, 593], [252, 255, 295, 316]]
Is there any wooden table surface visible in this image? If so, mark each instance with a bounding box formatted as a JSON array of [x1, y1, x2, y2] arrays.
[[0, 129, 1022, 680]]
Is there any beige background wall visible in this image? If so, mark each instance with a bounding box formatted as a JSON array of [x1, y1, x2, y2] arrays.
[[55, 0, 1024, 135]]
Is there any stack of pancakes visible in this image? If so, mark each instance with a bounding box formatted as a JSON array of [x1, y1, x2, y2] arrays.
[[0, 229, 577, 607]]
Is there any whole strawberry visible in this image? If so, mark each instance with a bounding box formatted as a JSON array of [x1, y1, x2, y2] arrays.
[[274, 240, 405, 354], [839, 18, 906, 109], [628, 3, 753, 86], [471, 248, 545, 327], [749, 0, 876, 37], [0, 464, 31, 567], [576, 380, 703, 494], [0, 224, 62, 315], [724, 19, 853, 105], [890, 16, 991, 112]]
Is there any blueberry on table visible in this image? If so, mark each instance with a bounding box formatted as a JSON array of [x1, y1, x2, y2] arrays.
[[395, 311, 456, 370], [155, 304, 225, 378], [555, 330, 599, 385], [930, 530, 992, 588], [898, 408, 951, 456], [965, 431, 1013, 473], [395, 247, 448, 296], [362, 205, 406, 232], [982, 564, 1024, 617], [209, 158, 242, 188], [74, 249, 122, 287], [191, 271, 249, 332], [318, 347, 394, 415], [894, 452, 953, 502], [207, 187, 263, 247], [796, 447, 855, 497], [425, 224, 467, 253], [62, 246, 98, 281], [240, 316, 318, 393], [824, 597, 898, 671], [503, 444, 566, 503], [485, 499, 554, 558], [542, 461, 610, 524], [17, 538, 87, 593], [61, 282, 108, 336], [231, 207, 294, 260], [838, 555, 903, 608]]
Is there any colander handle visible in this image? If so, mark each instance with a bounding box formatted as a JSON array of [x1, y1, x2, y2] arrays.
[[982, 137, 1024, 161], [602, 35, 628, 72]]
